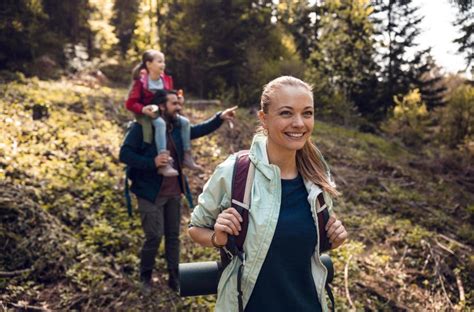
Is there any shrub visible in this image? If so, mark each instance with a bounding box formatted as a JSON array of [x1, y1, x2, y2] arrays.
[[438, 84, 474, 149], [382, 88, 428, 147]]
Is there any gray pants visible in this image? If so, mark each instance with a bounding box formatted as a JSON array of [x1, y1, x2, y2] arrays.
[[137, 195, 181, 281]]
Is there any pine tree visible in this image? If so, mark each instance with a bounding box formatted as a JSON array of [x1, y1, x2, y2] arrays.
[[307, 0, 380, 117], [0, 0, 91, 70], [278, 0, 321, 61], [111, 0, 140, 58], [452, 0, 473, 69], [372, 0, 442, 118], [162, 0, 290, 104], [412, 55, 447, 109], [42, 0, 90, 44]]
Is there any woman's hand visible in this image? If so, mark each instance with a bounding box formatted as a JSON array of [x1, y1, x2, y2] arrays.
[[326, 215, 348, 249], [213, 207, 243, 246]]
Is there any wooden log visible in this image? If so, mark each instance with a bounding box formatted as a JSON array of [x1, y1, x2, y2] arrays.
[[186, 99, 221, 109], [0, 268, 32, 277]]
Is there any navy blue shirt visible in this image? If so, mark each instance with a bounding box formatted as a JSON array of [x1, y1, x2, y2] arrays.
[[245, 175, 321, 312]]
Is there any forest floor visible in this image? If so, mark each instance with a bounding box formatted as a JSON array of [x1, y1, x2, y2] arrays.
[[0, 74, 472, 311]]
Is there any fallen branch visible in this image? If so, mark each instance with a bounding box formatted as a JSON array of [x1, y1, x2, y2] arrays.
[[454, 270, 465, 304], [396, 246, 408, 269], [67, 295, 88, 310], [355, 275, 409, 311], [102, 267, 120, 279], [344, 254, 355, 310], [187, 99, 221, 108], [421, 253, 431, 272], [0, 268, 32, 277], [434, 239, 455, 255], [423, 240, 454, 308], [8, 302, 50, 311], [379, 181, 390, 193], [437, 234, 471, 251], [331, 168, 348, 186]]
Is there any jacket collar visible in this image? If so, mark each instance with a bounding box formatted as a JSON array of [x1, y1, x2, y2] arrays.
[[248, 133, 275, 181], [248, 133, 324, 195], [139, 70, 166, 90]]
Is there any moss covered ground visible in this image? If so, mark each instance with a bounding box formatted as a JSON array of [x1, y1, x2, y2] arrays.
[[1, 75, 472, 311]]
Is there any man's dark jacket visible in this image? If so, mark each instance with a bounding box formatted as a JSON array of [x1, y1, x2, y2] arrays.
[[119, 113, 223, 211]]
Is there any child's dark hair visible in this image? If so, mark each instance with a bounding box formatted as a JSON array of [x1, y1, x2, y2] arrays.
[[131, 49, 163, 80]]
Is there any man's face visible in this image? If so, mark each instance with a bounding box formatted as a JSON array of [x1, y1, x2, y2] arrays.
[[161, 94, 182, 120]]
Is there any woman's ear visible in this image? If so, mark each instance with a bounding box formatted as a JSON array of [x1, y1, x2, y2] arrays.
[[257, 110, 267, 129]]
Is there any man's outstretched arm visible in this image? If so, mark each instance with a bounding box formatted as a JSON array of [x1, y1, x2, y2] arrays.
[[190, 106, 238, 140]]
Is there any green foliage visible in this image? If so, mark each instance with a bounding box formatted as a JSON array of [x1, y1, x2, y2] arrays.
[[452, 0, 473, 68], [0, 0, 91, 73], [404, 225, 431, 247], [128, 0, 160, 60], [111, 0, 140, 57], [306, 0, 379, 120], [88, 0, 119, 60], [439, 84, 474, 148], [311, 87, 362, 127], [314, 120, 409, 162], [372, 0, 438, 120], [383, 89, 429, 146], [1, 74, 473, 310], [161, 1, 301, 105]]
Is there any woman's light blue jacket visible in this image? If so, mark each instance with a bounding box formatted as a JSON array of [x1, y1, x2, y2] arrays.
[[191, 134, 334, 312]]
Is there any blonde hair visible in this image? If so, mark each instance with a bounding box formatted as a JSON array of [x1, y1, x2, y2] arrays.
[[259, 76, 340, 197], [131, 49, 164, 81]]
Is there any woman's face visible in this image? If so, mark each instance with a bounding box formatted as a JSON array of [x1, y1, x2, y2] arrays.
[[259, 85, 314, 153], [146, 54, 165, 75]]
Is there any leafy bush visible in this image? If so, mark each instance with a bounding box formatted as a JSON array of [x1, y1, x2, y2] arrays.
[[382, 88, 428, 147], [438, 84, 474, 149]]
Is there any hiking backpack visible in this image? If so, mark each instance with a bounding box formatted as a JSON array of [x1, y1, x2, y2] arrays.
[[223, 150, 335, 312]]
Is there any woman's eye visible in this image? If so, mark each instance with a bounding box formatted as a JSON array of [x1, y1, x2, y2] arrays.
[[280, 111, 291, 116], [304, 111, 314, 117]]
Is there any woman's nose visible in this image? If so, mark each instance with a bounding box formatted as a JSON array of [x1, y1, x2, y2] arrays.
[[292, 115, 305, 127]]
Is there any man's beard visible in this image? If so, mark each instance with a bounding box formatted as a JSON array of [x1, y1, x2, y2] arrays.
[[161, 107, 179, 121]]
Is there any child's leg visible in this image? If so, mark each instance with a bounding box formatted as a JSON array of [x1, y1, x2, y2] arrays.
[[178, 115, 202, 170], [152, 116, 167, 153], [135, 114, 153, 144], [152, 116, 178, 177], [178, 115, 191, 151]]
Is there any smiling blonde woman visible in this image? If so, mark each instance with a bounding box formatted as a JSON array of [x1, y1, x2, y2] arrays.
[[189, 76, 348, 312]]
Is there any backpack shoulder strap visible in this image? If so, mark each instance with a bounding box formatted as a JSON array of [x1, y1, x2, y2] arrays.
[[317, 192, 332, 252], [231, 150, 253, 249], [219, 150, 253, 262], [224, 150, 253, 312]]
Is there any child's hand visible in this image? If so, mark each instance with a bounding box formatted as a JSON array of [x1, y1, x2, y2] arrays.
[[142, 105, 158, 118]]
